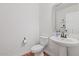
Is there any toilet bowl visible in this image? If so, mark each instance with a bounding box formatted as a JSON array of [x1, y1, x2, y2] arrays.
[[31, 44, 44, 56], [31, 36, 48, 56]]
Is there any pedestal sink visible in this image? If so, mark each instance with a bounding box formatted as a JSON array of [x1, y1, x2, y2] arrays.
[[49, 36, 79, 56], [50, 36, 79, 47]]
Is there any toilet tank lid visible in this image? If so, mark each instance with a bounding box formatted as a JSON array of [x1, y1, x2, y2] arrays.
[[40, 36, 49, 39]]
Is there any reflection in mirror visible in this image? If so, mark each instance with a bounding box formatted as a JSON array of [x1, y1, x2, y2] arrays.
[[55, 3, 79, 38]]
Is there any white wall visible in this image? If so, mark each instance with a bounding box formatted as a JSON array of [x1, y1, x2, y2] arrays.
[[55, 3, 79, 56], [39, 3, 56, 37], [0, 3, 39, 56]]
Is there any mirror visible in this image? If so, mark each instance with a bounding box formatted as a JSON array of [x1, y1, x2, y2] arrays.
[[55, 3, 79, 38]]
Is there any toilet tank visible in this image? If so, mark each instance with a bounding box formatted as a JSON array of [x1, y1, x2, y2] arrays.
[[40, 36, 49, 47]]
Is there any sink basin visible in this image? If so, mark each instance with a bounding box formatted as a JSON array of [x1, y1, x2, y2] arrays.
[[50, 36, 79, 47]]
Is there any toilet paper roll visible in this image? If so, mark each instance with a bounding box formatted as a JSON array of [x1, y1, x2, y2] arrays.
[[23, 39, 27, 44]]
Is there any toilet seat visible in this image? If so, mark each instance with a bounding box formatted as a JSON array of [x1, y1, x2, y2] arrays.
[[31, 44, 43, 53]]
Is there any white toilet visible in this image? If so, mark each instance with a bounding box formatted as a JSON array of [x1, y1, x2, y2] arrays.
[[31, 36, 48, 56]]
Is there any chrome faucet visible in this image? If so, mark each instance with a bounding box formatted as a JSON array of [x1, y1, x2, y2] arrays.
[[61, 30, 67, 38], [60, 25, 67, 38]]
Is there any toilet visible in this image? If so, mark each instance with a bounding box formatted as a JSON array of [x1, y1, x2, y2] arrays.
[[31, 36, 48, 56]]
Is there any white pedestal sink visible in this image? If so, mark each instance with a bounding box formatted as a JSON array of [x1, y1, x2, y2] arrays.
[[50, 36, 79, 56]]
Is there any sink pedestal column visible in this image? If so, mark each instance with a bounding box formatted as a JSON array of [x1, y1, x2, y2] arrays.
[[58, 46, 68, 56]]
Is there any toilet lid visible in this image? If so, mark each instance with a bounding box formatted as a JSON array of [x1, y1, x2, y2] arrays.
[[31, 45, 43, 53]]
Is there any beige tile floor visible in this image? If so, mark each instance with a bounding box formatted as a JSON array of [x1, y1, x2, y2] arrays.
[[22, 51, 49, 56]]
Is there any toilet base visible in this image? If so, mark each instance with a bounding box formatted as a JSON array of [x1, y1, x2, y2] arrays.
[[34, 52, 44, 56]]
